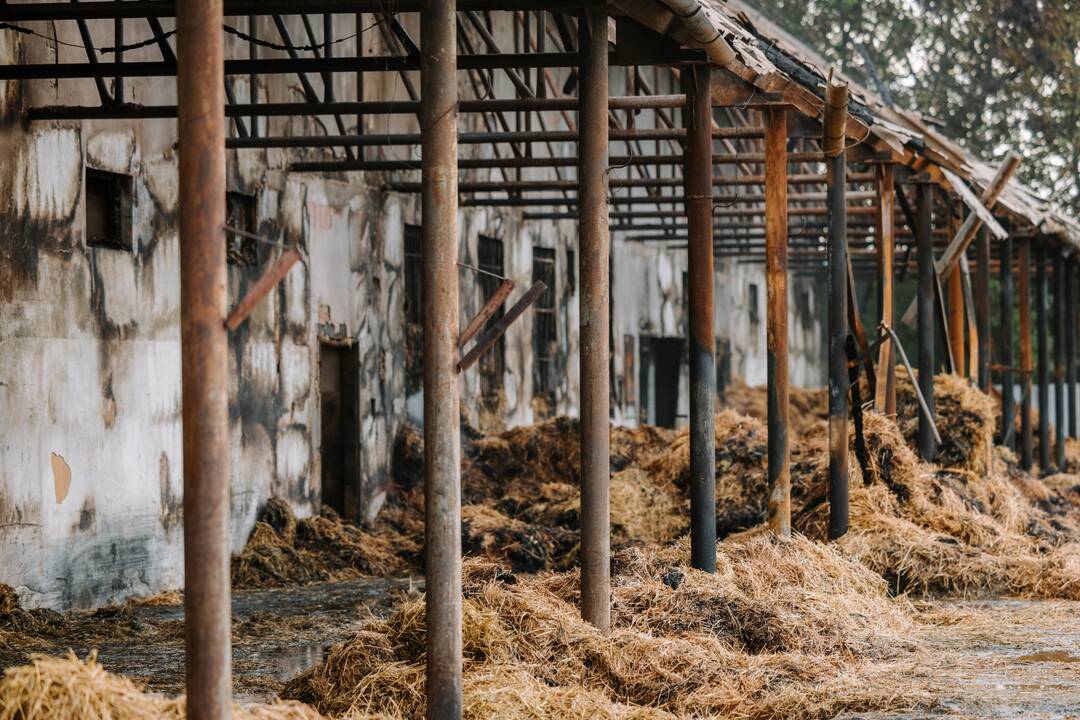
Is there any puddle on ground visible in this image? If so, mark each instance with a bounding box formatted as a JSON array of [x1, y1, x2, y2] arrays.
[[1014, 650, 1080, 663], [0, 575, 421, 701]]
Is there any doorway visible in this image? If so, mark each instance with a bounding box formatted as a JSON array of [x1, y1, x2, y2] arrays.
[[320, 342, 359, 519], [639, 336, 685, 428]]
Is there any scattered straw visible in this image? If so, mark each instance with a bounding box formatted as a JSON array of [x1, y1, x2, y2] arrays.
[[0, 652, 329, 720], [285, 543, 932, 719]]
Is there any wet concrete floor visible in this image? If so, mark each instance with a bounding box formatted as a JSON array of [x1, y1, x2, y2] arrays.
[[3, 585, 1077, 717], [0, 575, 422, 702], [842, 599, 1080, 720]]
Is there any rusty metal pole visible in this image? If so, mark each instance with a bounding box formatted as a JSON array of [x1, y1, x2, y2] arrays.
[[577, 8, 610, 631], [824, 81, 849, 539], [947, 263, 965, 376], [1068, 257, 1078, 439], [1018, 237, 1034, 470], [1036, 241, 1051, 473], [764, 106, 790, 538], [916, 179, 937, 462], [177, 2, 231, 719], [684, 63, 715, 572], [1054, 253, 1067, 470], [874, 163, 896, 415], [1000, 235, 1015, 449], [420, 2, 462, 718], [975, 227, 991, 392]]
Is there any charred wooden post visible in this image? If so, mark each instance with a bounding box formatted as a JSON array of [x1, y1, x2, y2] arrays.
[[874, 163, 896, 415], [1000, 235, 1015, 448], [1036, 241, 1051, 473], [177, 1, 231, 718], [975, 228, 991, 392], [764, 106, 790, 538], [824, 80, 849, 539], [1018, 237, 1034, 469], [916, 179, 937, 462], [420, 3, 463, 717], [1054, 253, 1067, 470], [684, 63, 716, 572], [1068, 257, 1078, 439], [577, 8, 611, 631]]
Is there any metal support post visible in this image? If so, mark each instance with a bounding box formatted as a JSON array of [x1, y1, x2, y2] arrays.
[[1000, 236, 1015, 448], [764, 107, 789, 537], [824, 81, 849, 539], [684, 63, 716, 571], [1068, 257, 1078, 439], [975, 228, 991, 391], [177, 1, 231, 718], [577, 8, 610, 632], [1054, 254, 1067, 470], [916, 180, 937, 461], [1019, 238, 1034, 469], [420, 2, 462, 717], [1036, 242, 1051, 473]]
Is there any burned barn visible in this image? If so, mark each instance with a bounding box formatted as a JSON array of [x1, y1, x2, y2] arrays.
[[1, 1, 1079, 719]]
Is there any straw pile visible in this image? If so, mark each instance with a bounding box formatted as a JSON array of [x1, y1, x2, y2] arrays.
[[0, 652, 330, 720], [721, 381, 828, 438], [895, 369, 997, 474], [234, 376, 1080, 599], [283, 537, 929, 719], [232, 498, 416, 588], [793, 412, 1080, 598]]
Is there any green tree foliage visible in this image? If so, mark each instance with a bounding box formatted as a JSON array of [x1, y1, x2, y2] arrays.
[[751, 0, 1080, 215]]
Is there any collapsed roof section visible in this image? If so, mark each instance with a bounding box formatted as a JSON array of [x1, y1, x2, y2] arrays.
[[615, 0, 1080, 250]]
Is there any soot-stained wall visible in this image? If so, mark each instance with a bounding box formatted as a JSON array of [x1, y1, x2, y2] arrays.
[[0, 15, 581, 609], [0, 16, 825, 610]]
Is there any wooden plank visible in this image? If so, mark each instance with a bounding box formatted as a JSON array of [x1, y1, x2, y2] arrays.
[[225, 247, 302, 330], [457, 281, 547, 372], [458, 278, 515, 348], [900, 152, 1021, 325], [941, 167, 1008, 240]]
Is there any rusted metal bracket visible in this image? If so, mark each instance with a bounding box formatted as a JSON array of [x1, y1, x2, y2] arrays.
[[458, 278, 515, 349], [225, 244, 302, 331], [879, 322, 943, 445], [457, 280, 546, 372]]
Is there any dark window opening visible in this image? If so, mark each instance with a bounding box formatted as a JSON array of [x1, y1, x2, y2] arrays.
[[320, 342, 360, 521], [404, 224, 423, 394], [748, 282, 761, 326], [477, 236, 505, 408], [85, 168, 133, 251], [532, 246, 557, 415], [566, 249, 576, 294], [716, 337, 732, 398], [226, 191, 258, 266]]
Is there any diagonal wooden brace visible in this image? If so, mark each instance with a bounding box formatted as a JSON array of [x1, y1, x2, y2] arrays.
[[458, 280, 546, 372], [900, 152, 1021, 326], [225, 246, 302, 330], [458, 278, 515, 349]]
